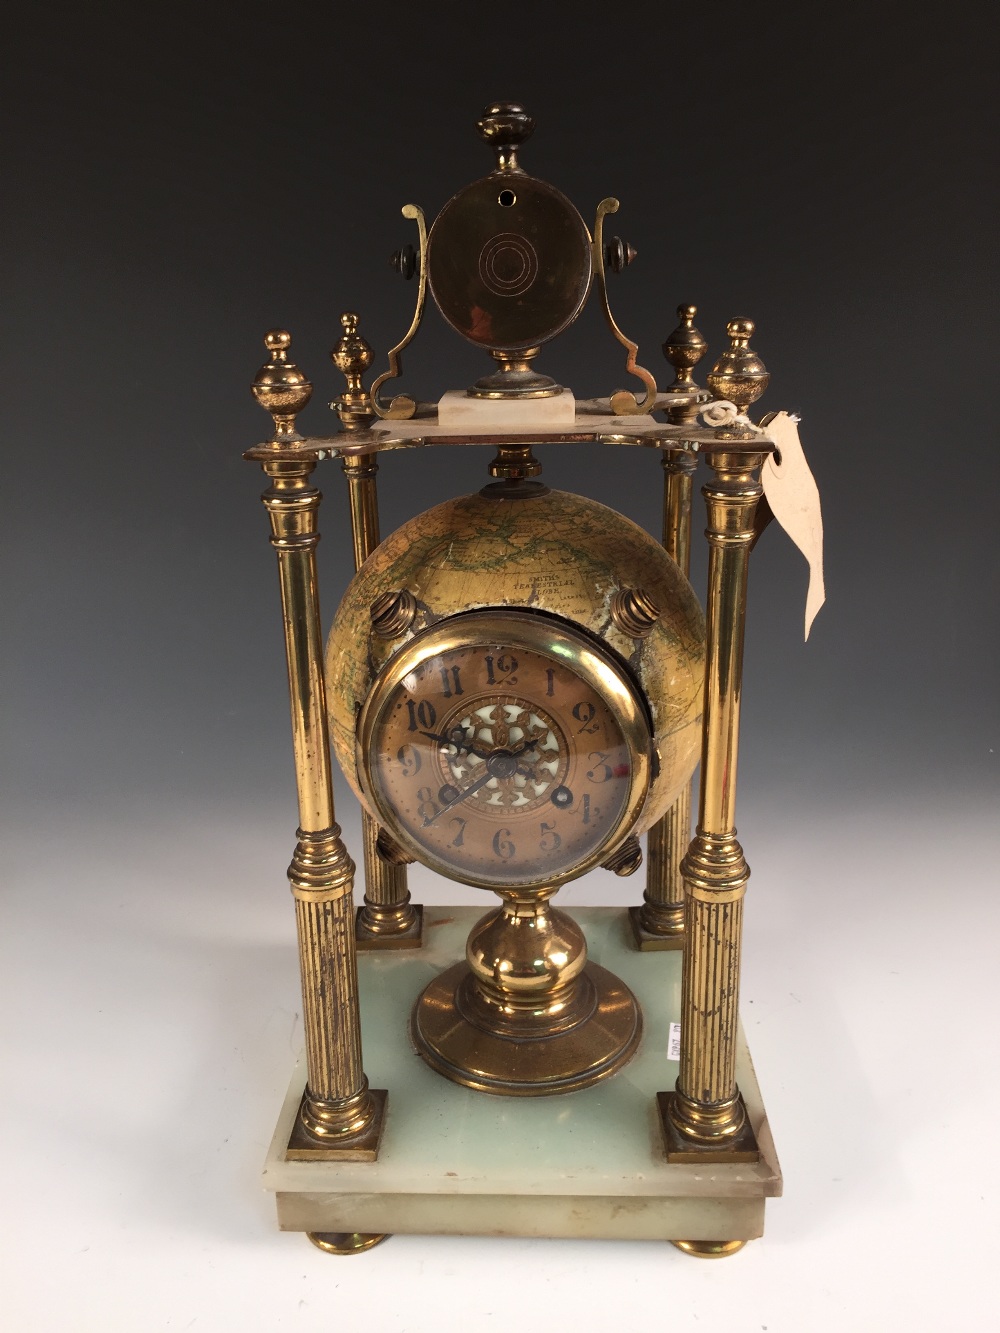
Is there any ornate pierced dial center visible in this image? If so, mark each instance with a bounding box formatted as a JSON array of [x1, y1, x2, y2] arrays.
[[437, 697, 568, 816]]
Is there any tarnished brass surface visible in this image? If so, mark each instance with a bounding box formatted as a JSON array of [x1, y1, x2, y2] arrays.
[[326, 488, 705, 846], [307, 1231, 389, 1254], [251, 334, 383, 1154], [636, 446, 699, 945], [664, 445, 768, 1148], [670, 1239, 748, 1259], [592, 199, 658, 415], [243, 412, 776, 461], [370, 205, 428, 420]]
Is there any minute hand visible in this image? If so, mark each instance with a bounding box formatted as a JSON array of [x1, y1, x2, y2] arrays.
[[423, 770, 495, 824]]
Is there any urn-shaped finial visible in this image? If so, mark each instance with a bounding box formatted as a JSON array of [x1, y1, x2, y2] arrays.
[[251, 330, 312, 439]]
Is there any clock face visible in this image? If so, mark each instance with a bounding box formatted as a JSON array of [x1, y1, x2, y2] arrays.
[[358, 613, 651, 889]]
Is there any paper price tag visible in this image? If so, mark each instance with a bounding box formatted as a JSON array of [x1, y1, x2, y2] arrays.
[[761, 412, 826, 640], [668, 1022, 681, 1061]]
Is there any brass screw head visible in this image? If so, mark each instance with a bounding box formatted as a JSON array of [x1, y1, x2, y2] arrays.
[[601, 833, 643, 876], [370, 589, 418, 639], [251, 329, 312, 438], [610, 587, 661, 638], [706, 317, 769, 416]]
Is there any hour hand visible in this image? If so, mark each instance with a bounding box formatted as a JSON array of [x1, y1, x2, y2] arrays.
[[423, 770, 494, 823]]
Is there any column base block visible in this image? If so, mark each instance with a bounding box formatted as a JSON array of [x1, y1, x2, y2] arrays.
[[264, 907, 781, 1243], [627, 905, 685, 951], [656, 1091, 761, 1164], [285, 1087, 388, 1162], [355, 903, 424, 951]]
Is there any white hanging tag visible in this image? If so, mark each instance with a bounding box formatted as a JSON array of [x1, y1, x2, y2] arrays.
[[761, 412, 825, 640]]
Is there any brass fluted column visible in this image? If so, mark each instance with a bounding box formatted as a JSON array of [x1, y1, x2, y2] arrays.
[[663, 317, 770, 1158], [634, 447, 698, 946], [331, 312, 421, 948], [251, 331, 385, 1159], [632, 305, 707, 950]]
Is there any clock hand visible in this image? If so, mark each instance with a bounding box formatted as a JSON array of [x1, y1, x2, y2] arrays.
[[424, 769, 495, 823]]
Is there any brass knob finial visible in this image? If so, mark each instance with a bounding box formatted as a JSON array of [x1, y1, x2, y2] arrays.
[[706, 317, 769, 418], [605, 236, 638, 274], [331, 311, 375, 432], [476, 101, 534, 172], [251, 328, 312, 439]]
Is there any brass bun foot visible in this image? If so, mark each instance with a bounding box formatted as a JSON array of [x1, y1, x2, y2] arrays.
[[356, 903, 424, 951], [670, 1239, 748, 1259], [627, 904, 685, 952], [412, 959, 642, 1096], [307, 1231, 390, 1255]]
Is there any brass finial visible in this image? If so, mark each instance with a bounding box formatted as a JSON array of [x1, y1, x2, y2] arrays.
[[331, 311, 375, 432], [476, 101, 534, 172], [662, 304, 708, 423], [706, 318, 769, 418], [251, 329, 312, 439]]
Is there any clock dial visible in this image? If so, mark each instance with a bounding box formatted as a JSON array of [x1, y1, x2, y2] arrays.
[[360, 617, 650, 888]]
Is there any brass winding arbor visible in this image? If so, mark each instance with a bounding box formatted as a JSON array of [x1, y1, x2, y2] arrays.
[[245, 103, 791, 1257]]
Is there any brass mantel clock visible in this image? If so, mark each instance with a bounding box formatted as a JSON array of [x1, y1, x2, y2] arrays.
[[245, 103, 790, 1258]]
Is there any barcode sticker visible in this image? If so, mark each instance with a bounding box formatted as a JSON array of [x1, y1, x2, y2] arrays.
[[668, 1022, 681, 1061]]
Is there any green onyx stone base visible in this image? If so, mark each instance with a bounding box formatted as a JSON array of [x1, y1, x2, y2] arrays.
[[263, 907, 782, 1244]]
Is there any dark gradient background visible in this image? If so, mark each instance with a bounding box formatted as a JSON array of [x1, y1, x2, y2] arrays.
[[2, 4, 997, 1328]]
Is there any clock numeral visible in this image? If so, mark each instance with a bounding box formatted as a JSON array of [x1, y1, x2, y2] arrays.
[[539, 821, 561, 853], [572, 701, 599, 734], [396, 743, 421, 777], [582, 794, 591, 825], [439, 665, 464, 699], [415, 785, 439, 826], [586, 751, 614, 783], [492, 828, 515, 860], [545, 668, 556, 698], [405, 699, 437, 732], [484, 652, 518, 686], [449, 816, 467, 848]]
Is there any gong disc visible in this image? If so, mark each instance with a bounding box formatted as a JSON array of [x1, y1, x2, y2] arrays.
[[427, 174, 592, 353]]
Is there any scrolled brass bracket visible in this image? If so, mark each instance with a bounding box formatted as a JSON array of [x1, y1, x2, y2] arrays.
[[592, 198, 658, 416], [369, 204, 428, 421]]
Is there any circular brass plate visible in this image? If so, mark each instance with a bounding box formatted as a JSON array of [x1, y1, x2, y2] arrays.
[[307, 1231, 390, 1255], [670, 1239, 749, 1259], [428, 174, 592, 352], [412, 960, 642, 1096]]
